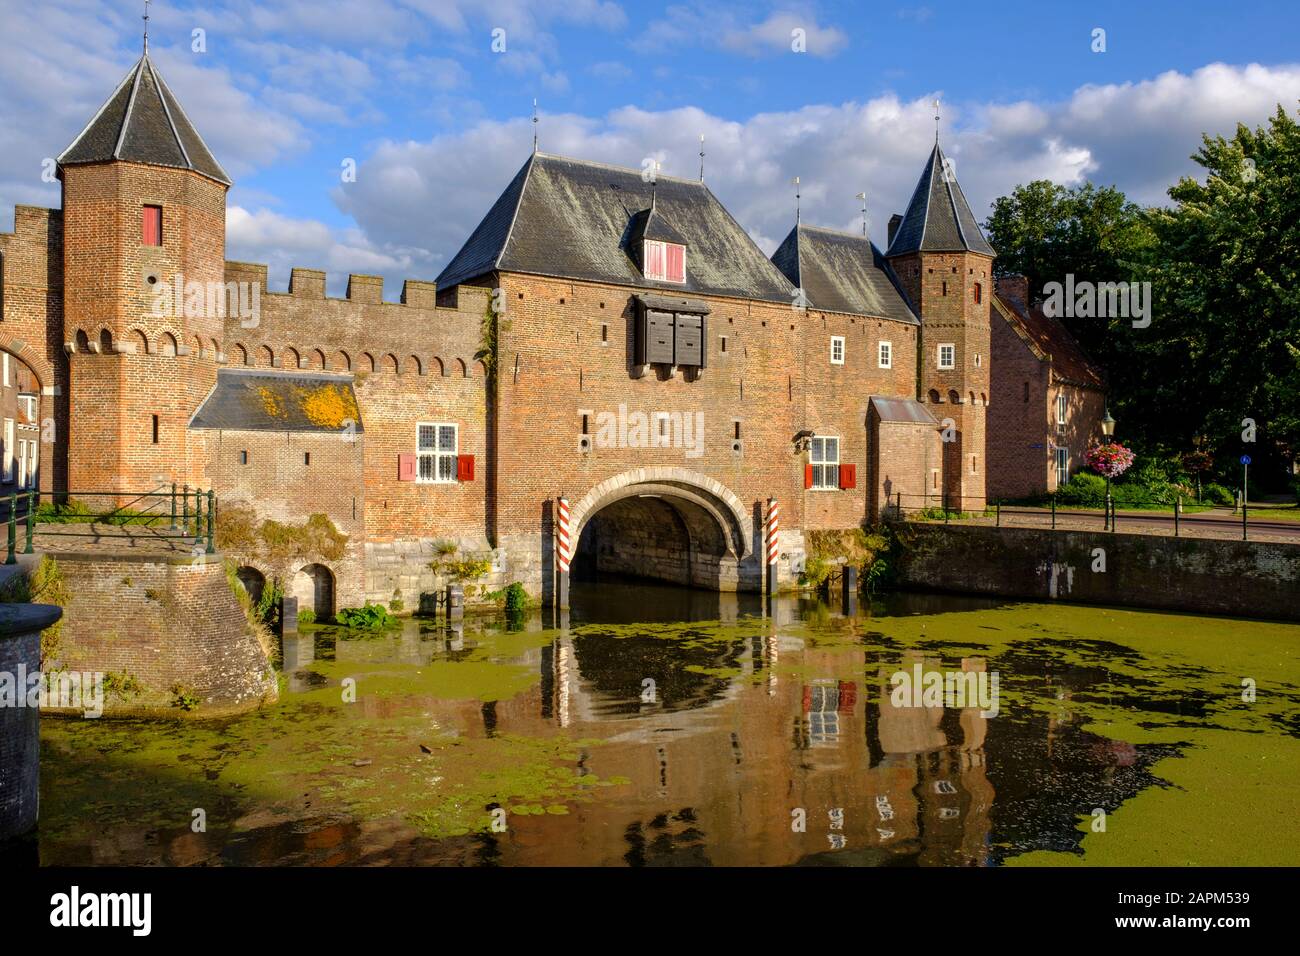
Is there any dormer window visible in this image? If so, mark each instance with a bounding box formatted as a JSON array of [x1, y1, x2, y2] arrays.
[[644, 240, 685, 283]]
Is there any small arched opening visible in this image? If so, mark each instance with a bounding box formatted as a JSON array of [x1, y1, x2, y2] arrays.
[[292, 563, 335, 620]]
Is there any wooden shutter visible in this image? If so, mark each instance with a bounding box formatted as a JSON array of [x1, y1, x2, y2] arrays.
[[673, 312, 702, 367], [804, 463, 814, 489], [142, 205, 162, 246], [646, 310, 675, 364], [666, 243, 685, 282], [457, 454, 475, 482], [397, 453, 416, 481], [839, 463, 856, 490]]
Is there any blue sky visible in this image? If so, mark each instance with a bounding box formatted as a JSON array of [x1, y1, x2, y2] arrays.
[[2, 0, 1299, 295]]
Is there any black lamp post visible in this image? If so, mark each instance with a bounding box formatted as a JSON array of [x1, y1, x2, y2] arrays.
[[1101, 410, 1116, 529]]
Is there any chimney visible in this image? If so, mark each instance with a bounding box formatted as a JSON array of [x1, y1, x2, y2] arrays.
[[996, 274, 1029, 306], [887, 214, 903, 249]]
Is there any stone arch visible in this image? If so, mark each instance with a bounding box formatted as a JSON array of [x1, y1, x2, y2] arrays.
[[969, 390, 976, 405], [193, 334, 204, 355], [455, 358, 468, 377], [384, 353, 399, 374], [259, 345, 273, 367], [570, 467, 752, 560], [569, 469, 753, 591], [160, 332, 178, 357], [132, 329, 149, 355], [285, 347, 301, 370], [235, 565, 266, 606], [980, 391, 987, 405], [409, 355, 423, 376], [291, 562, 336, 619], [312, 348, 326, 370], [335, 350, 351, 372], [99, 328, 113, 352]]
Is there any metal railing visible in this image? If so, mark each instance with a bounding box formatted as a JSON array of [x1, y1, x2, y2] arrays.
[[891, 492, 1279, 541], [2, 485, 217, 564]]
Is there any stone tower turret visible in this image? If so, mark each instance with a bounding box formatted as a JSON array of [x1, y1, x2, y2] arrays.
[[885, 142, 994, 507], [57, 53, 231, 496]]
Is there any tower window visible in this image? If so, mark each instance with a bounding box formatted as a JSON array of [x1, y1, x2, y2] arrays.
[[941, 281, 948, 297], [878, 341, 892, 369], [600, 323, 608, 343], [304, 452, 311, 466], [142, 205, 162, 246], [937, 343, 955, 369], [151, 414, 159, 444], [239, 450, 249, 465], [830, 336, 845, 365], [973, 283, 982, 304]]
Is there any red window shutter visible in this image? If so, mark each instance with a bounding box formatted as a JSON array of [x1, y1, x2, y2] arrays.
[[644, 241, 665, 280], [804, 463, 814, 489], [666, 243, 685, 282], [397, 453, 416, 481], [142, 205, 162, 246], [839, 463, 856, 490], [837, 680, 857, 714], [457, 454, 475, 482]]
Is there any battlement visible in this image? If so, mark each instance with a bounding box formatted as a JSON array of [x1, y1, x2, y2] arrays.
[[223, 261, 463, 311], [0, 205, 61, 242]]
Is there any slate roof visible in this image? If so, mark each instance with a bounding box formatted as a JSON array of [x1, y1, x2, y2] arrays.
[[870, 396, 938, 425], [771, 224, 918, 324], [994, 292, 1106, 389], [59, 55, 231, 186], [189, 370, 364, 432], [436, 152, 795, 303], [885, 143, 994, 258]]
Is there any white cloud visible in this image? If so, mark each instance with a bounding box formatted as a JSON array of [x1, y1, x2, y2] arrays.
[[636, 5, 848, 59]]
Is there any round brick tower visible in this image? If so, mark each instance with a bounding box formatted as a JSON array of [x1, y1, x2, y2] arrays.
[[57, 53, 231, 498], [886, 142, 994, 510]]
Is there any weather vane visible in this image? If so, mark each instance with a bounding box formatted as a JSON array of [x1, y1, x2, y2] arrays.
[[143, 0, 150, 54], [793, 176, 801, 224], [856, 191, 867, 236], [532, 98, 538, 153], [699, 134, 705, 183], [933, 98, 941, 143]]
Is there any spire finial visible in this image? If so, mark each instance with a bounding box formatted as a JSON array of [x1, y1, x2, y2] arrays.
[[532, 98, 539, 153], [143, 0, 150, 54], [793, 176, 801, 225], [650, 159, 660, 210], [698, 134, 705, 183], [856, 191, 867, 237], [933, 98, 941, 143]]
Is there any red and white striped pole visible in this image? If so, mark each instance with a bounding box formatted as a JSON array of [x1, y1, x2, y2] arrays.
[[556, 496, 571, 608], [766, 497, 779, 596]]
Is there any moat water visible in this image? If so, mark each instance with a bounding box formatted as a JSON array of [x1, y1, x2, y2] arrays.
[[34, 582, 1300, 866]]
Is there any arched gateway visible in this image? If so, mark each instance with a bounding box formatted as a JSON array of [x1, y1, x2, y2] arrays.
[[565, 468, 756, 592]]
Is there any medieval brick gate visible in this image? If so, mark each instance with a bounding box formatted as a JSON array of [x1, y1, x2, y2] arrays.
[[548, 467, 763, 608]]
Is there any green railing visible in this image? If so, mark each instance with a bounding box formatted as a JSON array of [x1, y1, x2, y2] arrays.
[[3, 485, 217, 564]]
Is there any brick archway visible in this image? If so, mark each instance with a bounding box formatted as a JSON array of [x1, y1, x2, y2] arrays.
[[568, 467, 752, 559]]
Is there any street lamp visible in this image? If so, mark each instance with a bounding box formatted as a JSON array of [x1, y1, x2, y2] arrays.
[[1101, 410, 1116, 529]]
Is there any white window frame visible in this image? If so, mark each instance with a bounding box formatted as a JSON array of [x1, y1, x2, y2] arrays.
[[2, 419, 12, 482], [17, 394, 36, 423], [973, 353, 982, 368], [878, 341, 892, 369], [830, 336, 845, 365], [1056, 393, 1067, 425], [2, 353, 9, 388], [1056, 447, 1069, 487], [809, 435, 840, 490], [17, 439, 27, 490], [25, 437, 36, 490], [417, 422, 459, 484], [937, 343, 955, 370], [644, 239, 686, 284]]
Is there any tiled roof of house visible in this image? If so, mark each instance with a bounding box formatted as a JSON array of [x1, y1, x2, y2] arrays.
[[994, 289, 1106, 389], [436, 152, 796, 303], [189, 369, 364, 432], [771, 224, 918, 323], [886, 143, 994, 258], [58, 55, 231, 186]]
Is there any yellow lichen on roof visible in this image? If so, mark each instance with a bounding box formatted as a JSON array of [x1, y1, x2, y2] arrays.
[[256, 386, 286, 419], [295, 383, 359, 429]]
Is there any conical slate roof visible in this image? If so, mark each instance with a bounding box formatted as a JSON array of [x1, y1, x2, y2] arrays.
[[58, 55, 231, 186], [885, 143, 992, 257]]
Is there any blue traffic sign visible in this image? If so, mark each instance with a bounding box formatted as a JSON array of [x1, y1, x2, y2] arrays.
[[1240, 455, 1252, 465]]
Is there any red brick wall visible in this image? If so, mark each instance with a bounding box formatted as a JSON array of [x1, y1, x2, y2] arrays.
[[988, 303, 1050, 499], [0, 205, 65, 494]]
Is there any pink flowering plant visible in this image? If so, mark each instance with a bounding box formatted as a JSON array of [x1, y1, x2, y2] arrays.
[[1084, 441, 1136, 479]]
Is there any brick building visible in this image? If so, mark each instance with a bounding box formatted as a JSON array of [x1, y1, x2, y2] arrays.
[[1, 52, 1014, 611], [987, 275, 1107, 500]]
